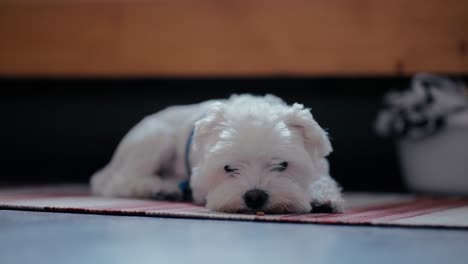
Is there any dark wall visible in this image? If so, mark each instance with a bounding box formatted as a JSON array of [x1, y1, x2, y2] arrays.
[[1, 77, 409, 192]]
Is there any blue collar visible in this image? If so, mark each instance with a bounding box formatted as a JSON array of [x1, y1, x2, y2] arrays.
[[178, 126, 195, 197]]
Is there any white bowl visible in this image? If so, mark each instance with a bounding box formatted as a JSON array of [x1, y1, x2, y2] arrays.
[[398, 127, 468, 195]]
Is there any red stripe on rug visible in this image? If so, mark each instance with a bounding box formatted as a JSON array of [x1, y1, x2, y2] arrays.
[[138, 205, 202, 212], [0, 193, 90, 202], [370, 201, 468, 223], [320, 199, 468, 223], [280, 198, 468, 223], [89, 200, 203, 212], [91, 201, 177, 210]]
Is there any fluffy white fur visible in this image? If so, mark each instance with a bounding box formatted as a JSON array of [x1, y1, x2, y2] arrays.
[[90, 94, 344, 213]]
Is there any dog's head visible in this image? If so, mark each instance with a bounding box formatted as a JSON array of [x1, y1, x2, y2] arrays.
[[189, 94, 332, 213]]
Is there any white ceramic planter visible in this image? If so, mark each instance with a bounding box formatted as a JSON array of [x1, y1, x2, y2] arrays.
[[398, 127, 468, 195]]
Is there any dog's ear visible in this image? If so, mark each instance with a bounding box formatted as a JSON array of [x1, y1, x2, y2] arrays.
[[286, 103, 332, 158], [264, 94, 286, 105], [191, 102, 226, 162]]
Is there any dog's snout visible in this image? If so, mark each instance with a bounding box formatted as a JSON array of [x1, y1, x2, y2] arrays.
[[243, 189, 268, 209]]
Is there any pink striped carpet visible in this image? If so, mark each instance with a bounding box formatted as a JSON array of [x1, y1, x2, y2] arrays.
[[1, 185, 468, 228]]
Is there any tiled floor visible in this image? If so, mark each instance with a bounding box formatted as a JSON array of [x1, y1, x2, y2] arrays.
[[1, 210, 468, 264]]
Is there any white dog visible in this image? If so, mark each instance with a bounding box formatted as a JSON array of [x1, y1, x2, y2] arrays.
[[90, 94, 344, 214]]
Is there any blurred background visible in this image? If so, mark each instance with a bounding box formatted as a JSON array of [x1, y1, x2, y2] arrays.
[[0, 0, 467, 194]]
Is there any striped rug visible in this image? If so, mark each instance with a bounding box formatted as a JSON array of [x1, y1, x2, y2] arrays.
[[1, 185, 467, 229]]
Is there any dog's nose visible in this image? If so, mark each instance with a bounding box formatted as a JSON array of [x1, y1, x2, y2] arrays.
[[243, 189, 268, 209]]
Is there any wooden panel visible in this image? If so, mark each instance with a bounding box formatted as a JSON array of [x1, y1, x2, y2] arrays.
[[0, 0, 467, 76]]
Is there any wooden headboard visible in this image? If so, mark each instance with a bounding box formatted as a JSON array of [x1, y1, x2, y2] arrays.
[[0, 0, 467, 77]]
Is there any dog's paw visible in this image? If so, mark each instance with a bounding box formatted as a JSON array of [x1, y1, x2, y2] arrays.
[[152, 191, 183, 201], [310, 200, 344, 214], [309, 175, 345, 213]]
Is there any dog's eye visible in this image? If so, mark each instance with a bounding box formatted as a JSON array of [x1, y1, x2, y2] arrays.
[[272, 161, 288, 172], [224, 165, 238, 174]]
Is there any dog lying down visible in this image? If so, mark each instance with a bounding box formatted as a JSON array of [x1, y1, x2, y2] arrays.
[[90, 94, 344, 214]]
